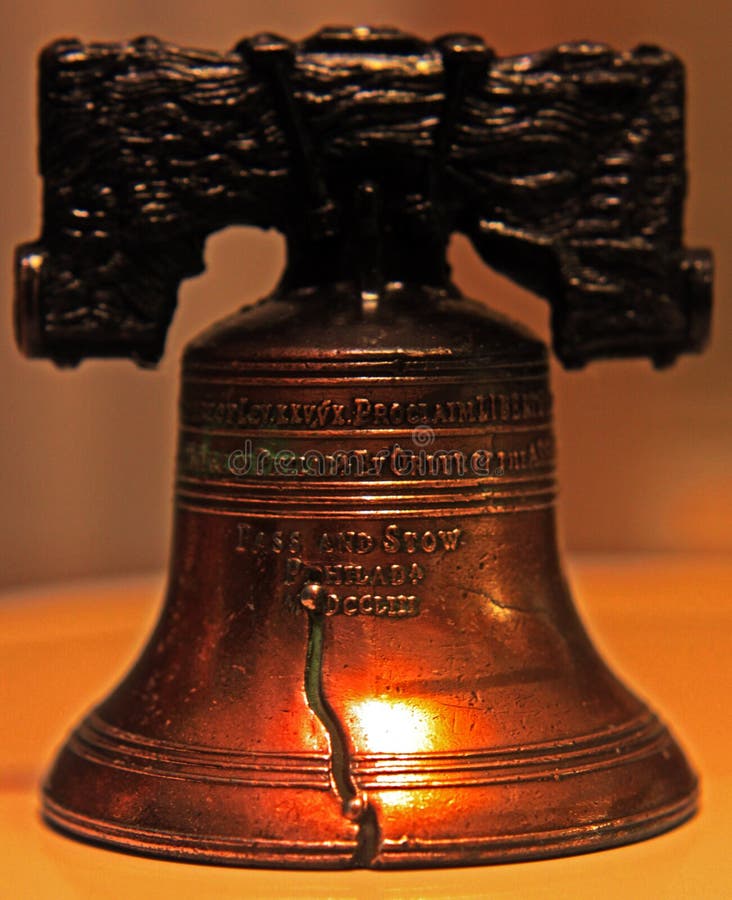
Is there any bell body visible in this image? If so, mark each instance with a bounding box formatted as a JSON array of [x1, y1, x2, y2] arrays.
[[44, 285, 697, 868]]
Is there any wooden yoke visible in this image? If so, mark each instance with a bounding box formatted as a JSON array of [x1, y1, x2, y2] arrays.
[[14, 26, 712, 368]]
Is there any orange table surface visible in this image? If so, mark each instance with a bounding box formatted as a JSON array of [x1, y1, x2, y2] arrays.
[[2, 553, 731, 898]]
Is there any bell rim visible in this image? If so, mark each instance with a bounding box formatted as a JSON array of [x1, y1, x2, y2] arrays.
[[42, 786, 698, 870]]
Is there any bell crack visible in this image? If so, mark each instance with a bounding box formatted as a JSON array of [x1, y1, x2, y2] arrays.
[[300, 582, 381, 867]]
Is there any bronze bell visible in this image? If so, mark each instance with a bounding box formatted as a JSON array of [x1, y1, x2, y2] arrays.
[[15, 27, 712, 868]]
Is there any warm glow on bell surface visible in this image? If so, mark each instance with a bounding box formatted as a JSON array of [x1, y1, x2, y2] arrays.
[[349, 698, 439, 755]]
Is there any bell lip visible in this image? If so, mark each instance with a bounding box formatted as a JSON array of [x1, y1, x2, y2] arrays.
[[41, 786, 698, 870], [41, 708, 699, 869]]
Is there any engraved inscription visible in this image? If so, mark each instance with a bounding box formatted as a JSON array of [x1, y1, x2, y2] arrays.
[[236, 523, 302, 554], [382, 524, 461, 553], [189, 390, 551, 430], [315, 526, 462, 555], [236, 524, 462, 559], [284, 559, 426, 587], [315, 593, 420, 618], [234, 520, 466, 620]]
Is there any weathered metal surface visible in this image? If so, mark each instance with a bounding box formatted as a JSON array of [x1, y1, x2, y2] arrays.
[[18, 27, 709, 868]]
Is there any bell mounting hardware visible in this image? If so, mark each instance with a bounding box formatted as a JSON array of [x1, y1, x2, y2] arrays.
[[17, 27, 710, 369]]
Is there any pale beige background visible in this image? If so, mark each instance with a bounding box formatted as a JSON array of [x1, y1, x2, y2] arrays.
[[1, 0, 730, 588]]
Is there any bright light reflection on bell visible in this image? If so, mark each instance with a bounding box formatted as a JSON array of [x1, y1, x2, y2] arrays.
[[350, 699, 436, 754]]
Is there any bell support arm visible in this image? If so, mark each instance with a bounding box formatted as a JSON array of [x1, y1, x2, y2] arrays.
[[14, 29, 712, 368]]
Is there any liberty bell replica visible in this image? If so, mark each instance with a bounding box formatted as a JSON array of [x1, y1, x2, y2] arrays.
[[15, 27, 712, 868]]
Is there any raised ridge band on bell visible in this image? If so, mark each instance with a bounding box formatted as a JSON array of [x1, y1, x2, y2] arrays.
[[64, 710, 670, 790]]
